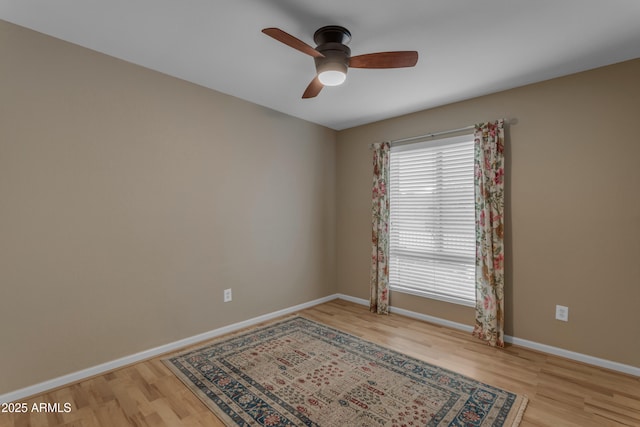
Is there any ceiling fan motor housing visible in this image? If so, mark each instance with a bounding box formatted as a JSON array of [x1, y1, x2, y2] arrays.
[[313, 25, 351, 45], [314, 43, 350, 78], [313, 26, 352, 83]]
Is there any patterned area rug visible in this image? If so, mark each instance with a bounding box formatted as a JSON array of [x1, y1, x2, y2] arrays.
[[163, 316, 527, 426]]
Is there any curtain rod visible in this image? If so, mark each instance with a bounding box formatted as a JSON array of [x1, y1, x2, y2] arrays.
[[368, 118, 515, 149], [390, 125, 475, 145], [369, 125, 475, 149]]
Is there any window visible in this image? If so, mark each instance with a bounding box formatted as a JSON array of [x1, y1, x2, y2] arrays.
[[389, 134, 475, 306]]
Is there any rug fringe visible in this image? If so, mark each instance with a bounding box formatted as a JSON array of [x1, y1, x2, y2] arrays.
[[511, 395, 529, 427]]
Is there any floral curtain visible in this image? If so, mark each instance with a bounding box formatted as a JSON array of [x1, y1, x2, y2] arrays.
[[473, 120, 506, 347], [370, 142, 390, 314]]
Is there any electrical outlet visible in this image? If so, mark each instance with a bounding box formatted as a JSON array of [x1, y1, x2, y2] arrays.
[[224, 288, 232, 303], [555, 305, 568, 322]]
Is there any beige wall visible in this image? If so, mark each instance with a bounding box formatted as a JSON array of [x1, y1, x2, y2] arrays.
[[2, 19, 638, 397], [336, 59, 640, 367], [0, 21, 336, 394]]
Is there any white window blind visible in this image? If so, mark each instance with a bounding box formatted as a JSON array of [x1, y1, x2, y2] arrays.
[[389, 134, 476, 306]]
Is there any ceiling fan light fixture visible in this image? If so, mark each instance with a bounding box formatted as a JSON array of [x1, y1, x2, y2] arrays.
[[318, 69, 346, 86], [316, 60, 348, 86]]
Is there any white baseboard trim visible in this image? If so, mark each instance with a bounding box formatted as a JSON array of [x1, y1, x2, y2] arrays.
[[3, 292, 637, 403], [335, 293, 640, 377], [504, 336, 640, 377], [0, 294, 338, 404]]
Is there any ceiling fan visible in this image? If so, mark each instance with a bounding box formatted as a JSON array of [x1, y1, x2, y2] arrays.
[[262, 26, 418, 99]]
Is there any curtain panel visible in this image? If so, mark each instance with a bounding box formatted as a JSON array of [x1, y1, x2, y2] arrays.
[[370, 142, 391, 314], [473, 120, 506, 347]]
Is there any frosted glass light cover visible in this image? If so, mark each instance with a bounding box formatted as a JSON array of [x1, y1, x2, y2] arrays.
[[318, 70, 346, 86]]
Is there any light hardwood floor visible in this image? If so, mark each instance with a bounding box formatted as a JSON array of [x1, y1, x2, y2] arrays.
[[1, 299, 638, 426]]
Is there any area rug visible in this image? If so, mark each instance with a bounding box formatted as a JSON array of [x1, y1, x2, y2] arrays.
[[163, 316, 527, 426]]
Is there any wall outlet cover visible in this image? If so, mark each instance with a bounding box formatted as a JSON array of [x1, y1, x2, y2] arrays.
[[555, 305, 569, 322]]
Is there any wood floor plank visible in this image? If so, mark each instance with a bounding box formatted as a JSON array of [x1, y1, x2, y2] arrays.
[[1, 299, 638, 426]]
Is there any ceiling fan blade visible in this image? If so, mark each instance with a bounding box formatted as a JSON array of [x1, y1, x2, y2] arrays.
[[349, 51, 418, 69], [302, 76, 323, 99], [262, 28, 325, 58]]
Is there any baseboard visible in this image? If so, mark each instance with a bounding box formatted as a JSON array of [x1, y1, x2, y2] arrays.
[[504, 336, 640, 376], [336, 293, 640, 377], [3, 292, 637, 403], [0, 294, 338, 404]]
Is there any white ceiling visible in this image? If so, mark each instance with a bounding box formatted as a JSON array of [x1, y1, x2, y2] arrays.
[[2, 0, 640, 130]]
